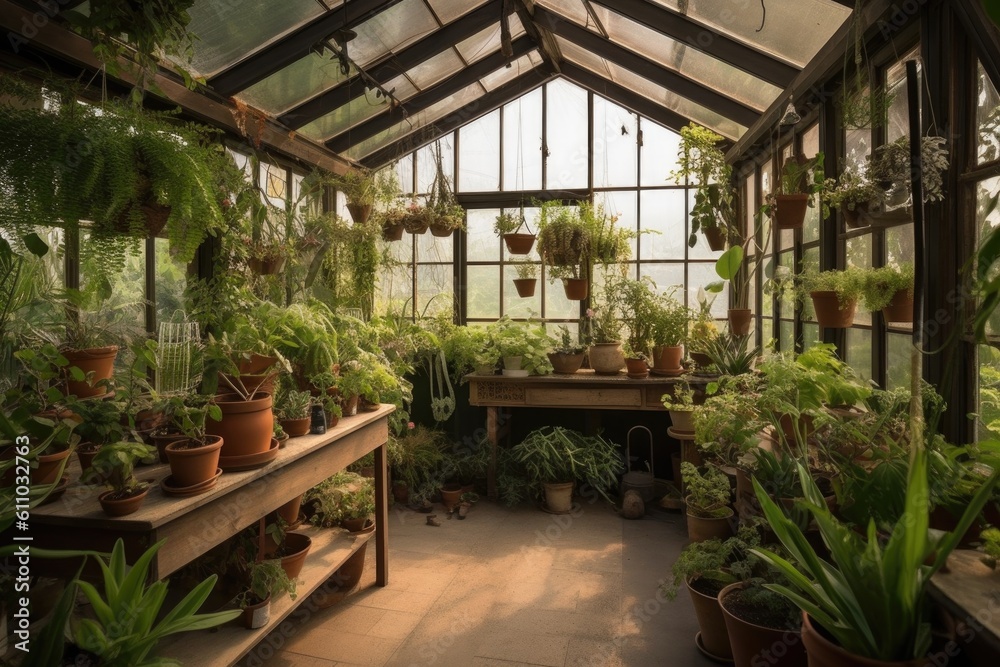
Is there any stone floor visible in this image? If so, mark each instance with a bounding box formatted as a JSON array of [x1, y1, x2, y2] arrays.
[[238, 499, 714, 667]]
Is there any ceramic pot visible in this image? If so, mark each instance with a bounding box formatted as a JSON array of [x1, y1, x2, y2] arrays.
[[687, 507, 734, 542], [63, 346, 118, 398], [440, 483, 464, 510], [652, 344, 683, 372], [382, 223, 405, 241], [32, 447, 71, 486], [810, 292, 856, 328], [543, 481, 574, 513], [625, 358, 649, 378], [241, 596, 270, 629], [151, 432, 186, 464], [164, 436, 224, 488], [562, 278, 589, 300], [503, 233, 536, 254], [548, 351, 585, 374], [208, 393, 274, 458], [347, 202, 372, 225], [588, 342, 625, 375], [728, 309, 753, 336], [276, 494, 304, 526], [669, 410, 695, 433], [513, 278, 536, 298], [279, 417, 311, 438], [76, 443, 102, 482], [342, 517, 373, 533], [248, 256, 285, 275]]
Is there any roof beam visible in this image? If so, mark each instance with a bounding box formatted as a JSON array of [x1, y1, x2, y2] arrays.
[[360, 65, 556, 168], [513, 0, 562, 74], [208, 0, 406, 97], [587, 0, 799, 89], [278, 0, 503, 129], [533, 5, 759, 127], [559, 63, 694, 138], [326, 36, 535, 153]]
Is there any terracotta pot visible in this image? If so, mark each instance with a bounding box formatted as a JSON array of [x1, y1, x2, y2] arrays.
[[669, 409, 695, 433], [562, 278, 589, 300], [274, 494, 304, 527], [543, 481, 574, 513], [241, 595, 270, 629], [76, 443, 102, 482], [219, 372, 275, 397], [279, 533, 312, 580], [728, 308, 753, 336], [504, 233, 536, 254], [165, 436, 225, 488], [691, 351, 713, 368], [773, 194, 809, 229], [440, 484, 464, 511], [588, 342, 625, 375], [98, 487, 148, 517], [151, 432, 186, 464], [238, 354, 278, 375], [279, 417, 311, 438], [778, 413, 816, 446], [392, 481, 410, 503], [513, 278, 537, 298], [704, 226, 728, 251], [652, 344, 684, 372], [63, 346, 119, 398], [687, 577, 733, 661], [342, 517, 373, 532], [429, 222, 455, 237], [347, 202, 372, 224], [208, 393, 274, 458], [881, 289, 913, 324], [625, 357, 649, 378], [248, 256, 285, 275], [843, 202, 870, 229], [33, 447, 71, 486], [687, 507, 734, 542], [382, 223, 405, 241], [810, 291, 856, 328], [330, 530, 372, 591], [548, 352, 585, 374], [801, 613, 926, 667], [719, 582, 805, 667]]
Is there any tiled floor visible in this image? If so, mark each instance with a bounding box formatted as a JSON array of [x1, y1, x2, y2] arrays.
[[240, 500, 714, 667]]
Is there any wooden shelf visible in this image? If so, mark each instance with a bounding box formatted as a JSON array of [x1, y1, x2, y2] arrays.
[[162, 525, 374, 667], [929, 549, 1000, 656]]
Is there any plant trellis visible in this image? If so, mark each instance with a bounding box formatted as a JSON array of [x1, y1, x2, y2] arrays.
[[156, 315, 201, 395]]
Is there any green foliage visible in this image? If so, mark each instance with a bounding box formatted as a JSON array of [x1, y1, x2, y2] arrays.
[[509, 427, 624, 504], [275, 385, 313, 421], [330, 168, 398, 206], [671, 124, 738, 247], [537, 206, 589, 275], [72, 539, 240, 666], [551, 326, 585, 355], [237, 559, 297, 608], [91, 441, 155, 494], [681, 462, 731, 518], [441, 325, 498, 379], [388, 426, 448, 499], [663, 523, 765, 599], [583, 303, 623, 345], [306, 473, 375, 527], [494, 210, 525, 235], [702, 333, 759, 376], [692, 390, 762, 466], [824, 170, 882, 211], [579, 201, 634, 270], [866, 136, 949, 203], [799, 267, 866, 307], [513, 260, 538, 280], [661, 380, 695, 411], [748, 449, 801, 500], [487, 317, 553, 375], [981, 527, 1000, 568], [859, 264, 914, 312], [153, 393, 222, 443]]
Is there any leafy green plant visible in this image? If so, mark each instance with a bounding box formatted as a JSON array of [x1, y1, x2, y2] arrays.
[[152, 393, 222, 444], [513, 261, 538, 280], [981, 527, 1000, 568], [748, 449, 801, 500], [306, 474, 375, 527], [583, 304, 623, 345], [799, 267, 865, 308], [91, 441, 156, 496], [681, 462, 731, 518], [765, 153, 831, 221], [537, 206, 589, 277], [688, 289, 720, 354], [487, 317, 553, 375], [866, 136, 949, 203], [661, 381, 696, 412], [579, 201, 634, 273], [441, 325, 498, 379], [551, 326, 585, 355], [859, 263, 914, 312], [702, 333, 759, 376], [235, 559, 297, 609], [494, 210, 529, 235], [275, 386, 313, 421], [662, 523, 765, 599], [692, 389, 762, 466], [72, 538, 240, 666], [671, 124, 738, 248], [824, 170, 882, 212], [509, 427, 624, 504]]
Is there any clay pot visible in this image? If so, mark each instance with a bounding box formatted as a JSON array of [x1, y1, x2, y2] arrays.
[[63, 346, 119, 398], [562, 278, 589, 300], [343, 395, 359, 417], [219, 372, 275, 397], [279, 417, 311, 438], [719, 582, 805, 667], [76, 443, 102, 482], [687, 577, 733, 661], [778, 413, 816, 446], [382, 223, 405, 241], [687, 507, 734, 542], [810, 291, 857, 328], [668, 409, 695, 433], [164, 436, 224, 488], [440, 483, 464, 511], [151, 432, 186, 464], [347, 202, 372, 224], [801, 613, 926, 667], [773, 194, 809, 229], [208, 393, 274, 458], [704, 226, 728, 251], [728, 308, 753, 336], [690, 351, 713, 368], [588, 342, 625, 375], [513, 278, 537, 298], [32, 447, 72, 486], [342, 517, 373, 532], [241, 595, 270, 629], [237, 354, 279, 375], [330, 529, 372, 591], [881, 289, 913, 324], [548, 352, 585, 374], [625, 357, 649, 378], [429, 222, 455, 237], [275, 494, 304, 526], [652, 344, 683, 372], [543, 481, 574, 513], [279, 533, 312, 580], [503, 233, 536, 254], [98, 486, 148, 517], [843, 202, 870, 229]]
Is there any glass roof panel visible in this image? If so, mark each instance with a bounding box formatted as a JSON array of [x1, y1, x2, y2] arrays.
[[480, 53, 540, 92], [184, 0, 334, 78], [297, 75, 417, 142], [556, 38, 612, 79], [427, 0, 491, 25], [349, 0, 440, 68], [649, 0, 850, 68], [405, 48, 466, 91], [237, 51, 352, 116], [456, 16, 525, 65], [535, 0, 590, 26], [591, 5, 781, 111]]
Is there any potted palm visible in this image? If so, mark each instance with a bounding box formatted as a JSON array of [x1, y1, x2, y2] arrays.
[[547, 326, 586, 375], [682, 462, 734, 542], [509, 426, 624, 513], [800, 268, 865, 329], [512, 260, 538, 298], [495, 208, 535, 254], [671, 124, 738, 250], [860, 263, 914, 323], [92, 441, 156, 517]]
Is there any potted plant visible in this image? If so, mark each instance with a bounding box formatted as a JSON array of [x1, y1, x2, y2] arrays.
[[582, 304, 625, 375], [766, 153, 829, 230], [91, 441, 156, 517], [701, 333, 759, 376], [64, 393, 127, 482], [707, 207, 772, 335], [512, 261, 538, 298], [203, 335, 276, 459], [429, 203, 466, 237], [162, 395, 225, 489], [402, 200, 431, 234], [689, 289, 720, 367], [671, 124, 738, 250], [662, 381, 697, 433], [547, 326, 586, 374], [651, 291, 690, 374], [274, 382, 313, 438], [606, 277, 657, 372], [860, 263, 914, 323], [331, 169, 397, 225], [537, 206, 590, 298], [488, 317, 553, 377], [388, 426, 447, 504], [824, 169, 882, 228], [509, 426, 624, 513], [381, 206, 407, 241], [866, 135, 949, 210], [495, 208, 535, 254], [692, 391, 762, 470], [306, 473, 375, 531], [719, 579, 805, 667], [682, 462, 734, 542], [800, 268, 865, 329], [235, 559, 297, 630]]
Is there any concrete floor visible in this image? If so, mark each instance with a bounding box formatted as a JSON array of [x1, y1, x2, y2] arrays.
[[239, 500, 715, 667]]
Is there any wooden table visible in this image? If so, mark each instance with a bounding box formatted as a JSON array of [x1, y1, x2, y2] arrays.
[[929, 549, 1000, 665], [466, 371, 704, 498]]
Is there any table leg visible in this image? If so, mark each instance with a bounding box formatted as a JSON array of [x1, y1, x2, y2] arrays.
[[374, 441, 389, 586], [487, 406, 499, 501]]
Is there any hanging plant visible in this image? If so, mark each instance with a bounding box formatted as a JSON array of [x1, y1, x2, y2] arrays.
[[837, 1, 894, 130], [866, 136, 949, 205], [427, 142, 466, 237]]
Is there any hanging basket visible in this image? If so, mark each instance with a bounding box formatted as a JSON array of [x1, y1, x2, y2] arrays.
[[562, 278, 588, 300], [504, 233, 536, 255], [842, 202, 870, 229], [513, 278, 536, 298], [773, 194, 809, 229], [382, 223, 405, 242], [403, 209, 430, 234], [346, 202, 372, 224], [430, 221, 455, 237], [704, 227, 727, 251], [810, 291, 856, 328]]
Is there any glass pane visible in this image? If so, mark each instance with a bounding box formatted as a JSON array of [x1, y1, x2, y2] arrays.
[[456, 16, 525, 64], [639, 264, 685, 297], [887, 333, 912, 390], [779, 320, 794, 352], [886, 224, 914, 270], [801, 247, 819, 322], [467, 265, 501, 319], [459, 111, 500, 192], [428, 0, 490, 25], [802, 323, 820, 350], [761, 256, 774, 317], [416, 233, 453, 264], [379, 264, 413, 316], [155, 238, 187, 325], [845, 327, 872, 381], [503, 87, 543, 190], [760, 318, 774, 348], [545, 275, 580, 320], [396, 155, 415, 195], [467, 209, 501, 262], [978, 344, 1000, 440], [481, 53, 538, 91], [536, 0, 590, 25], [977, 176, 1000, 336], [416, 264, 454, 317], [349, 0, 440, 68], [977, 61, 1000, 165], [503, 264, 541, 318], [778, 251, 796, 318], [641, 121, 683, 187], [689, 263, 727, 315], [545, 79, 589, 189], [417, 137, 455, 194], [802, 124, 821, 244], [595, 191, 638, 261], [238, 52, 352, 116], [407, 49, 466, 90], [593, 97, 638, 188], [297, 75, 415, 141], [845, 128, 872, 175], [885, 49, 921, 143], [640, 190, 686, 261]]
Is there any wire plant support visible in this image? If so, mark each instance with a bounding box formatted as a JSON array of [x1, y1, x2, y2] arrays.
[[156, 314, 202, 395]]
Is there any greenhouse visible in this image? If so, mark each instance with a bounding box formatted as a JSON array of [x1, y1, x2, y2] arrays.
[[1, 0, 1000, 665]]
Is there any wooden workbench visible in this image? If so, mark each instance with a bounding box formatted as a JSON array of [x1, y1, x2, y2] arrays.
[[929, 549, 1000, 665]]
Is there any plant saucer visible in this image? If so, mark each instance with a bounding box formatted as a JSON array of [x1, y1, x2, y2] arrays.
[[39, 475, 71, 506], [218, 437, 280, 472], [160, 468, 222, 497], [695, 632, 734, 664]]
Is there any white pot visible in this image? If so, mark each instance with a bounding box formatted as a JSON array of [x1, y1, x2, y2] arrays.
[[503, 355, 523, 371]]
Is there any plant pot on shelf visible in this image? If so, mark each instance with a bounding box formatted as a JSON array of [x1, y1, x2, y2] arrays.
[[513, 278, 537, 298], [275, 494, 304, 527], [440, 483, 464, 511], [208, 393, 274, 458], [279, 417, 311, 438], [543, 481, 574, 513], [278, 533, 312, 580], [32, 447, 71, 486], [237, 354, 279, 375], [843, 202, 870, 229], [342, 517, 373, 533], [502, 356, 528, 377], [687, 507, 734, 543], [882, 289, 914, 324], [625, 357, 649, 379], [76, 442, 102, 482], [342, 394, 359, 417], [346, 202, 372, 225], [241, 595, 270, 630], [503, 233, 536, 254], [63, 345, 119, 398], [810, 291, 857, 328], [690, 351, 713, 368], [548, 351, 585, 374], [719, 582, 805, 667], [588, 342, 625, 375], [98, 487, 149, 517], [151, 432, 186, 464], [330, 524, 373, 590], [219, 372, 275, 397], [164, 436, 225, 488], [704, 226, 728, 251], [669, 410, 695, 434], [773, 194, 809, 229], [652, 345, 684, 372], [562, 278, 588, 300], [728, 309, 753, 336], [687, 576, 734, 662], [800, 612, 925, 667], [382, 222, 405, 241]]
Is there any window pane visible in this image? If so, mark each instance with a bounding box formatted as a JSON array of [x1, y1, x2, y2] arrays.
[[977, 176, 1000, 336], [545, 275, 580, 320], [466, 209, 500, 262], [595, 191, 638, 261], [467, 265, 500, 319], [802, 323, 820, 350], [545, 79, 589, 189], [642, 121, 684, 187], [379, 265, 413, 316], [760, 318, 774, 347], [640, 190, 686, 261], [416, 265, 453, 317], [155, 238, 187, 326], [886, 333, 912, 390], [802, 123, 821, 244], [779, 320, 794, 352], [640, 264, 685, 296], [885, 50, 921, 143], [593, 97, 638, 188], [977, 61, 1000, 165], [801, 247, 819, 322], [846, 327, 872, 381], [688, 263, 728, 318], [845, 128, 871, 175], [459, 111, 500, 192], [416, 232, 453, 264], [417, 136, 455, 194], [502, 88, 543, 190], [503, 264, 540, 318], [978, 344, 1000, 440]]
